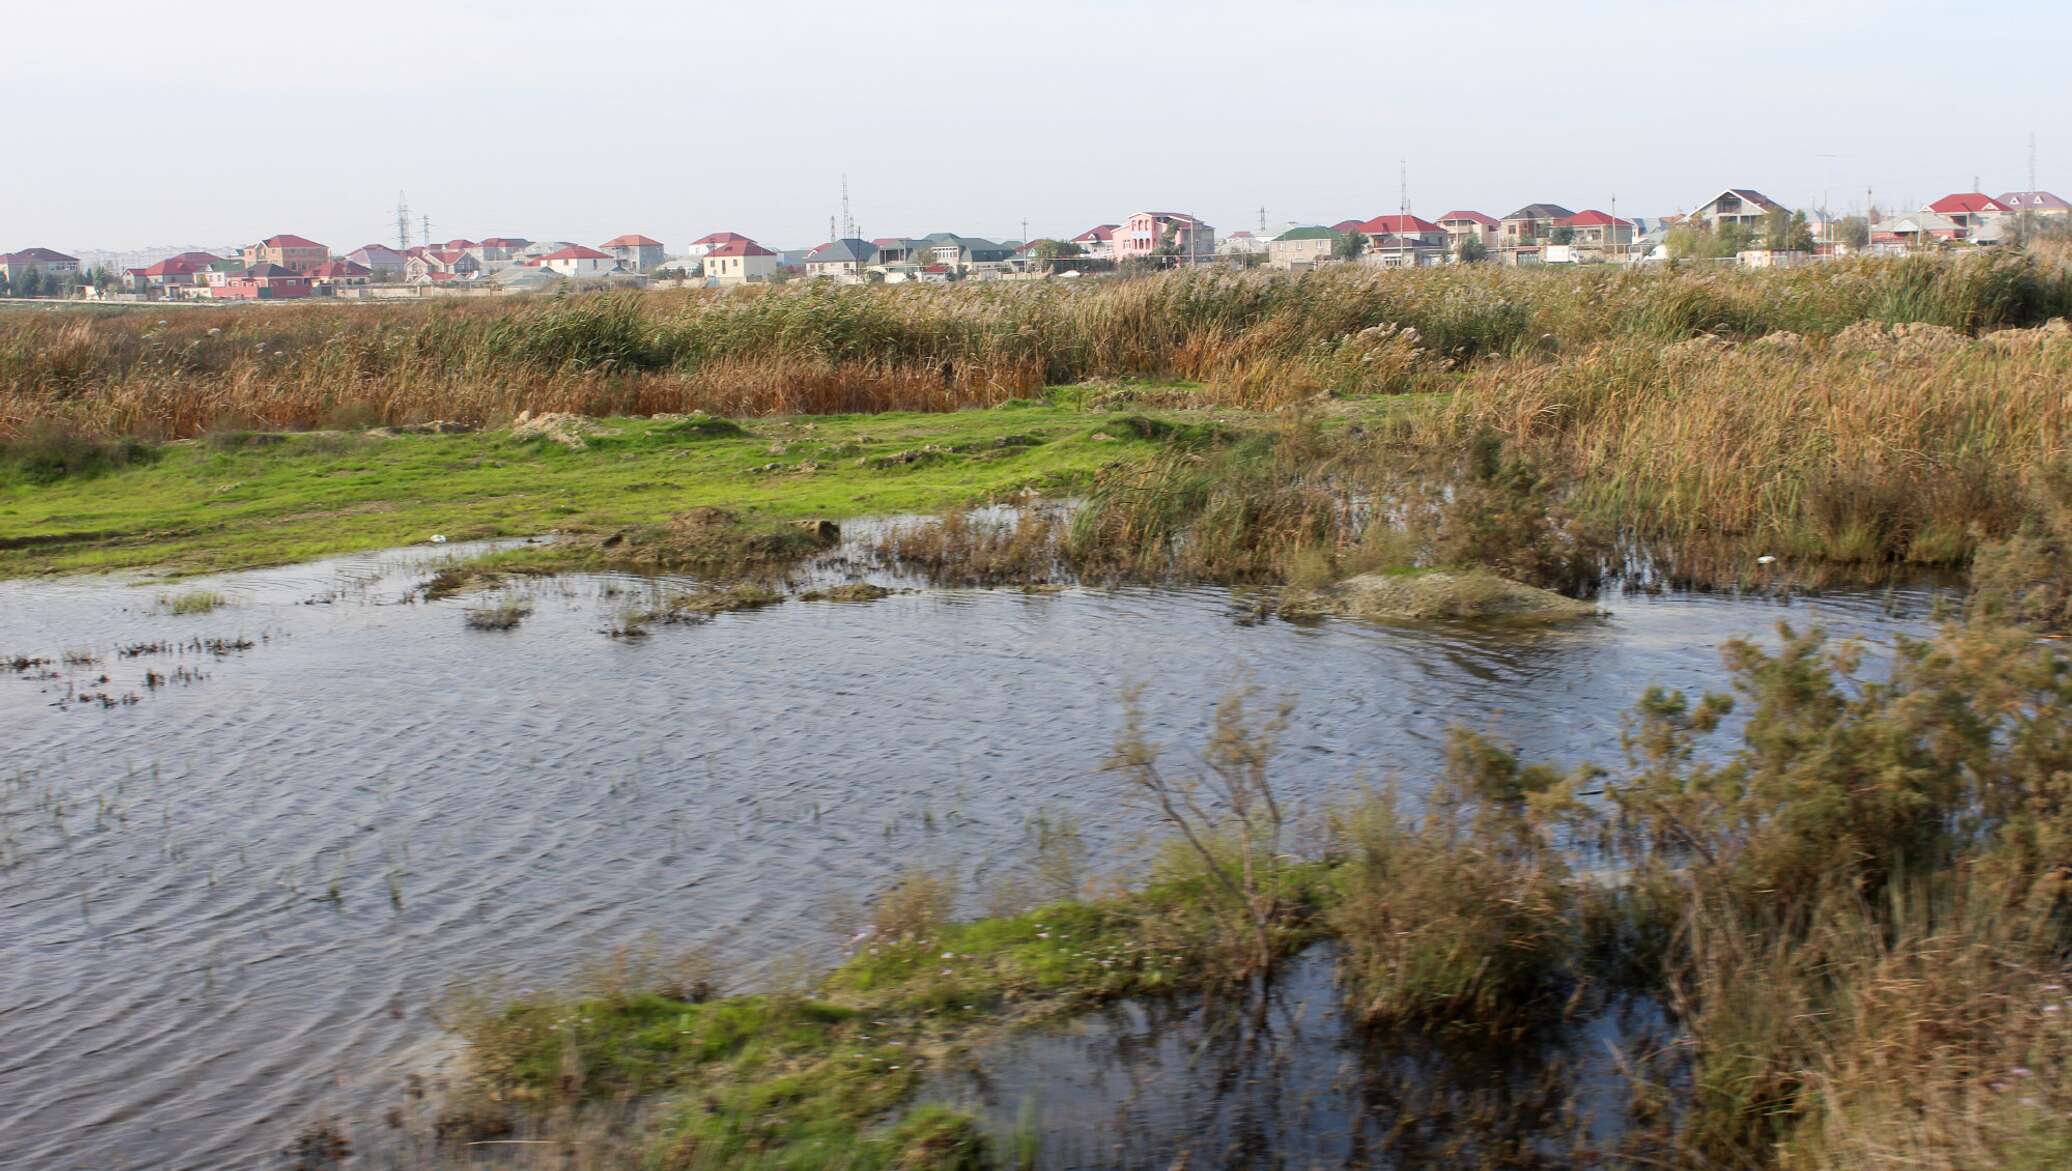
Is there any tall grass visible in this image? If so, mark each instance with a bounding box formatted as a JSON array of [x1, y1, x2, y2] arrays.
[[4, 253, 2067, 441]]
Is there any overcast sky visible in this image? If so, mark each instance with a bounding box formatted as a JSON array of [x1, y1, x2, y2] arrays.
[[6, 0, 2068, 253]]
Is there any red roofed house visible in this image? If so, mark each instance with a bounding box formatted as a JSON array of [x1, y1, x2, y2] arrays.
[[1355, 214, 1449, 248], [685, 231, 756, 261], [1925, 193, 2012, 238], [1558, 209, 1635, 249], [1072, 224, 1118, 260], [405, 250, 481, 283], [601, 234, 666, 273], [213, 263, 312, 300], [1436, 210, 1499, 255], [471, 237, 531, 264], [242, 234, 329, 273], [538, 244, 616, 278], [1115, 212, 1216, 265], [1330, 219, 1366, 235], [307, 259, 374, 294], [705, 239, 778, 285], [122, 253, 218, 296]]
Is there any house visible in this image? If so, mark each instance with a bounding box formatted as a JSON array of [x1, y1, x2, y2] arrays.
[[347, 244, 408, 277], [121, 254, 210, 295], [242, 234, 329, 273], [803, 238, 879, 280], [705, 239, 778, 284], [1071, 224, 1119, 260], [1499, 204, 1575, 252], [1871, 211, 1963, 252], [1115, 212, 1215, 265], [1435, 210, 1500, 254], [307, 259, 374, 293], [1329, 219, 1366, 235], [537, 245, 616, 277], [601, 234, 667, 273], [1354, 214, 1449, 249], [1686, 189, 1786, 235], [1996, 190, 2070, 217], [914, 233, 1019, 270], [1925, 193, 2013, 238], [404, 250, 481, 282], [0, 246, 81, 287], [490, 265, 565, 293], [1361, 234, 1447, 267], [472, 237, 531, 264], [683, 231, 757, 261], [1267, 226, 1339, 270], [213, 263, 313, 300], [1217, 230, 1269, 258], [1558, 209, 1636, 250]]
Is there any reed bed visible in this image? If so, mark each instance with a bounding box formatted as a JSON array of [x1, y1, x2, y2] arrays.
[[1431, 318, 2072, 567], [5, 253, 2068, 441]]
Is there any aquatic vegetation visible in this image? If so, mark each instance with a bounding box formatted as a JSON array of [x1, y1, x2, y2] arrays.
[[441, 614, 2072, 1168], [461, 599, 532, 631], [158, 589, 226, 615]]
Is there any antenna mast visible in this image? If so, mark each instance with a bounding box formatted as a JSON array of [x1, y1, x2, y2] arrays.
[[396, 191, 411, 249], [1396, 158, 1408, 262]]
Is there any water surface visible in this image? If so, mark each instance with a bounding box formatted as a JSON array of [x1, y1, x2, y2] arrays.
[[0, 543, 1942, 1168]]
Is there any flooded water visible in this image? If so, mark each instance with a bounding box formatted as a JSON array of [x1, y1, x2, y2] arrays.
[[0, 539, 1945, 1169], [930, 944, 1672, 1170]]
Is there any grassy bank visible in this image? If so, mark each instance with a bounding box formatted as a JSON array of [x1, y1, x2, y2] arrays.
[[4, 255, 2068, 442], [432, 616, 2072, 1169], [0, 399, 1280, 577]]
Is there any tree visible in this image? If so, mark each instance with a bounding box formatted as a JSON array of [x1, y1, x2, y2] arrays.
[[1765, 208, 1814, 253], [1549, 225, 1576, 245], [1030, 239, 1083, 261], [1837, 216, 1870, 250], [15, 268, 41, 298], [1332, 230, 1368, 262], [1454, 235, 1489, 264], [0, 270, 10, 297]]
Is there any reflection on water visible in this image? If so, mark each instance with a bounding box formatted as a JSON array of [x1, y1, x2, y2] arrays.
[[929, 944, 1674, 1171], [0, 541, 1943, 1169]]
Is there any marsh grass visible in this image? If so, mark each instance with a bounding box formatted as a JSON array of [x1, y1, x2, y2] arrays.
[[462, 599, 533, 631], [7, 254, 2066, 443], [158, 589, 226, 615]]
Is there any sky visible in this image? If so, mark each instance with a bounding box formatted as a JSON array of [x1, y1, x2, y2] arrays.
[[6, 0, 2070, 254]]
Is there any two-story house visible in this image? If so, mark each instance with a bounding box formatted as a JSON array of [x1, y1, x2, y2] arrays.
[[601, 234, 666, 273], [1114, 212, 1215, 265], [242, 234, 329, 273]]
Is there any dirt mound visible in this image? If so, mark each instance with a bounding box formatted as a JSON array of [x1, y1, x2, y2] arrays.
[[1283, 571, 1598, 624]]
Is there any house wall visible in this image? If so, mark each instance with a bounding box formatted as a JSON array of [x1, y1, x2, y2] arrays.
[[708, 254, 776, 284]]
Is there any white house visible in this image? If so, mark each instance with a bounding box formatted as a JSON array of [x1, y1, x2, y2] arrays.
[[537, 245, 616, 277], [705, 239, 778, 284]]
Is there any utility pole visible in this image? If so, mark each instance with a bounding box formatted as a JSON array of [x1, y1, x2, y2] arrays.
[[1396, 158, 1408, 264], [1258, 205, 1266, 234], [2027, 131, 2039, 244], [395, 191, 411, 249]]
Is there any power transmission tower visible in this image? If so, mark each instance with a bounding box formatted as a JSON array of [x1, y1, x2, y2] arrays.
[[421, 215, 432, 247], [1258, 205, 1266, 234], [396, 191, 411, 249], [840, 174, 855, 240]]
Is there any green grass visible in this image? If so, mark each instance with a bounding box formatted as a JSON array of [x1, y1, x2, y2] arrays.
[[0, 392, 1437, 579], [0, 402, 1182, 577]]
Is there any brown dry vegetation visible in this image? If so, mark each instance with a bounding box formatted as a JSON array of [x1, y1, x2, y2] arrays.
[[4, 253, 2068, 442]]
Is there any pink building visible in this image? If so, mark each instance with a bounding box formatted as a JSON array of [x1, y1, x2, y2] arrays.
[[1114, 211, 1215, 265]]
